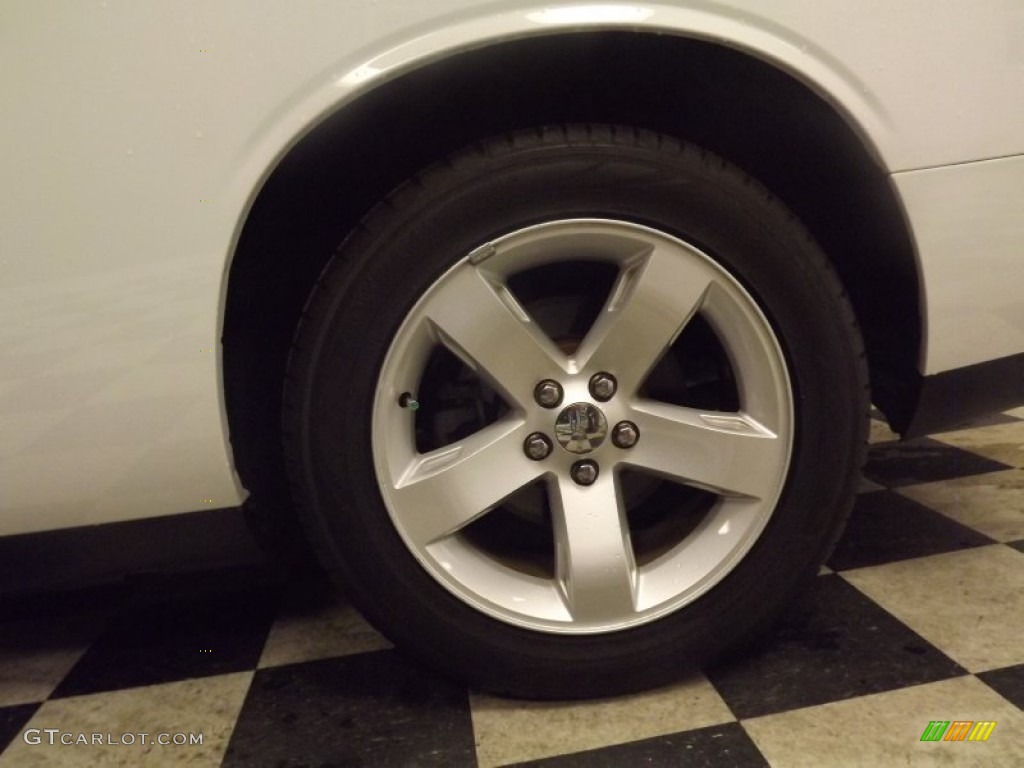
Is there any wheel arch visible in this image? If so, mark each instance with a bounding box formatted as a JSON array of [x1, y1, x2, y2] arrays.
[[223, 27, 922, 532]]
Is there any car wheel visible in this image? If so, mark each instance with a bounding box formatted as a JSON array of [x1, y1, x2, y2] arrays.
[[283, 125, 868, 697]]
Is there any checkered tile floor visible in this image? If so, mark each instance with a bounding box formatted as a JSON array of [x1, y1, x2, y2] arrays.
[[2, 411, 1022, 766]]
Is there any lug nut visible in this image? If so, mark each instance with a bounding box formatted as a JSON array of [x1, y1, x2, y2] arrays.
[[589, 372, 617, 402], [570, 460, 599, 486], [534, 379, 563, 408], [611, 421, 639, 449], [524, 432, 553, 461]]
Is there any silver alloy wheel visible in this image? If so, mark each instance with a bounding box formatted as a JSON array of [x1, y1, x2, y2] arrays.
[[372, 219, 793, 633]]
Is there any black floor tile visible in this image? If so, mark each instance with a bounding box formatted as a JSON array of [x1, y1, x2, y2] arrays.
[[705, 575, 967, 719], [508, 722, 768, 768], [50, 577, 278, 698], [977, 664, 1024, 710], [827, 490, 995, 571], [222, 650, 476, 768], [864, 437, 1011, 487], [0, 703, 39, 754]]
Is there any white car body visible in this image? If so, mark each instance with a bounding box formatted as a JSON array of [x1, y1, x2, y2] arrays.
[[2, 0, 1023, 536]]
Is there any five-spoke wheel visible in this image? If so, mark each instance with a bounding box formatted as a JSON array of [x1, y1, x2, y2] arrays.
[[283, 125, 867, 697], [373, 220, 792, 632]]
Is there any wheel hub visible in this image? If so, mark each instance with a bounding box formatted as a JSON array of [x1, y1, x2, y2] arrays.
[[554, 402, 608, 454]]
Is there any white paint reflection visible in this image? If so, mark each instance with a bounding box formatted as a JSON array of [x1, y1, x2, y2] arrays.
[[527, 5, 655, 25]]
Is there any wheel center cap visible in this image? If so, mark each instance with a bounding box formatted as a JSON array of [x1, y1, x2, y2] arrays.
[[554, 402, 608, 454]]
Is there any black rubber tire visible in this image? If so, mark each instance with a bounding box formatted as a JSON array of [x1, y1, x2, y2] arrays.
[[282, 125, 869, 698]]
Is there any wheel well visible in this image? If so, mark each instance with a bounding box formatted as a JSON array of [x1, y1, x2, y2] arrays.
[[223, 31, 920, 523]]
